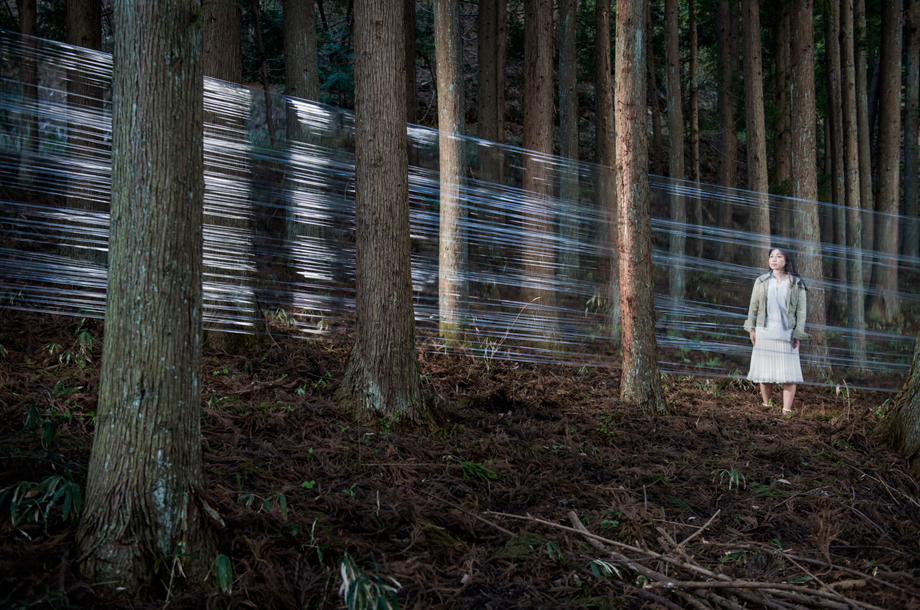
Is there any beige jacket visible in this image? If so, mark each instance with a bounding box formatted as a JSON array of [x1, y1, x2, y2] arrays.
[[743, 272, 810, 341]]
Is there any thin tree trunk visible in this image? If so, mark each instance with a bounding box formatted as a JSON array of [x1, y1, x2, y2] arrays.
[[790, 0, 829, 373], [596, 0, 620, 349], [773, 1, 792, 236], [77, 0, 212, 591], [717, 0, 739, 261], [521, 0, 560, 352], [16, 0, 37, 188], [688, 0, 702, 259], [826, 1, 847, 317], [841, 0, 868, 370], [64, 0, 106, 266], [646, 1, 663, 176], [617, 0, 665, 414], [688, 0, 699, 183], [435, 0, 468, 342], [870, 0, 902, 321], [336, 0, 426, 424], [559, 0, 579, 279], [665, 0, 685, 310], [250, 0, 276, 146], [476, 0, 507, 265], [406, 0, 417, 124], [284, 0, 319, 101], [742, 0, 770, 265], [904, 0, 920, 262], [877, 327, 920, 476], [202, 0, 241, 83], [856, 0, 874, 276]]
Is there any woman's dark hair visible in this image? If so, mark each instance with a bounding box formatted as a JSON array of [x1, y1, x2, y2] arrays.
[[769, 247, 807, 291]]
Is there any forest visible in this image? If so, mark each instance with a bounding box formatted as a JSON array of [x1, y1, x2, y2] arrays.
[[1, 0, 920, 608]]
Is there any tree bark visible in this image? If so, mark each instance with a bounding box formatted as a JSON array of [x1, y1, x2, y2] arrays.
[[789, 0, 829, 372], [773, 1, 792, 236], [688, 0, 699, 184], [596, 0, 620, 349], [646, 1, 663, 176], [717, 0, 739, 262], [405, 0, 418, 124], [202, 0, 241, 83], [77, 0, 212, 592], [877, 328, 920, 477], [616, 0, 665, 414], [435, 0, 468, 342], [855, 0, 874, 276], [688, 0, 702, 259], [664, 0, 685, 310], [64, 0, 106, 265], [521, 0, 560, 352], [825, 1, 847, 317], [841, 0, 868, 370], [559, 0, 579, 279], [477, 0, 507, 149], [284, 0, 319, 101], [870, 0, 902, 322], [904, 0, 920, 262], [741, 0, 770, 265], [16, 0, 37, 188], [335, 0, 426, 424]]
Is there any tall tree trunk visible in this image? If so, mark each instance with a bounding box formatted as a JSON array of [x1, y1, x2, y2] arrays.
[[773, 1, 792, 236], [904, 0, 920, 263], [596, 0, 620, 349], [16, 0, 37, 188], [742, 0, 770, 265], [202, 0, 241, 83], [435, 0, 468, 342], [826, 1, 848, 317], [841, 0, 868, 370], [646, 1, 663, 176], [559, 0, 579, 279], [283, 0, 320, 302], [77, 0, 212, 591], [790, 0, 829, 373], [521, 0, 560, 351], [284, 0, 319, 101], [477, 0, 507, 260], [688, 0, 699, 184], [65, 0, 106, 265], [664, 0, 685, 310], [870, 0, 902, 321], [856, 0, 874, 276], [688, 0, 702, 259], [717, 0, 739, 261], [405, 0, 417, 124], [477, 0, 507, 149], [335, 0, 426, 424], [616, 0, 665, 414], [877, 327, 920, 476]]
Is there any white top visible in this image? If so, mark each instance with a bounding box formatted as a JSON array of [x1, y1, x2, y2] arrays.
[[757, 276, 792, 341]]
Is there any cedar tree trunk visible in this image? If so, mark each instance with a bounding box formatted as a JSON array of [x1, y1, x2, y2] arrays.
[[616, 0, 665, 414], [335, 0, 426, 424], [77, 0, 212, 592]]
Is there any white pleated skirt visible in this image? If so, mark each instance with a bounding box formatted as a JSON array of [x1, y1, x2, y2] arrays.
[[747, 336, 803, 384]]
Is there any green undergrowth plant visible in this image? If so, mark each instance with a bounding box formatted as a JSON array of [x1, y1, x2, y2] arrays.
[[0, 472, 83, 527], [339, 554, 401, 610]]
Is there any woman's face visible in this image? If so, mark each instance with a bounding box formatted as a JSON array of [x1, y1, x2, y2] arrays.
[[769, 249, 787, 272]]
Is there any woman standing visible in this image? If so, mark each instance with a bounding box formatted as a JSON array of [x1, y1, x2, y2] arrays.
[[744, 248, 809, 414]]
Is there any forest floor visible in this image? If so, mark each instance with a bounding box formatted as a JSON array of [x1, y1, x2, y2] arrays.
[[1, 310, 919, 610]]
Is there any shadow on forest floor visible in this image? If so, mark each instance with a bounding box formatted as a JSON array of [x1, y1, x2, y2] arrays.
[[1, 311, 918, 609]]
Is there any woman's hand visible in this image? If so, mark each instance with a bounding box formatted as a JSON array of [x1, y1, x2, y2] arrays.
[[750, 331, 756, 346], [791, 338, 800, 350]]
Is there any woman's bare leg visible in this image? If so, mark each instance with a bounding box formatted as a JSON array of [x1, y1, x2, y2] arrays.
[[782, 383, 797, 414], [760, 383, 772, 405]]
